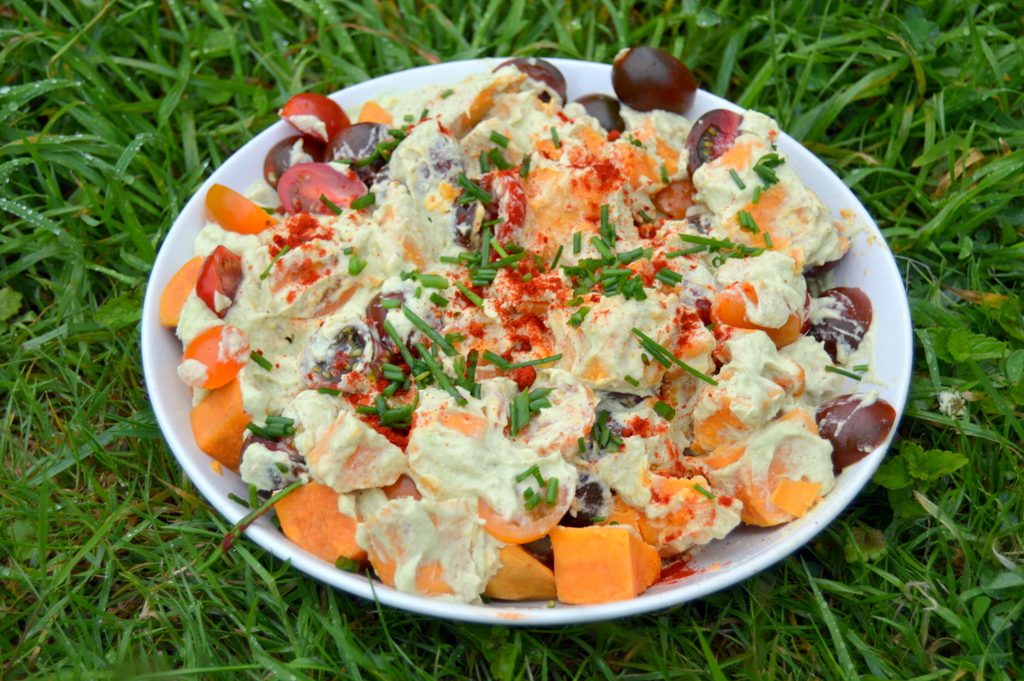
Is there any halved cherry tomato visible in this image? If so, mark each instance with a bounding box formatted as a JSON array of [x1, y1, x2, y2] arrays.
[[816, 394, 896, 470], [478, 487, 572, 544], [264, 135, 324, 188], [279, 93, 350, 144], [277, 163, 367, 215], [196, 245, 243, 319], [182, 325, 248, 390], [685, 109, 743, 176], [205, 184, 277, 234], [478, 170, 527, 242], [712, 282, 802, 348]]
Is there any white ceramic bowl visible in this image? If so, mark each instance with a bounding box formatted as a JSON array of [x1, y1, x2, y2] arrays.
[[141, 58, 913, 625]]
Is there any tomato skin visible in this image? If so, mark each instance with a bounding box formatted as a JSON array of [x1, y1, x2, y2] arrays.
[[276, 162, 367, 215], [205, 184, 277, 234], [196, 245, 243, 318], [478, 487, 572, 545], [816, 394, 896, 470], [182, 325, 248, 390], [264, 135, 325, 188], [685, 109, 743, 176], [279, 93, 350, 144]]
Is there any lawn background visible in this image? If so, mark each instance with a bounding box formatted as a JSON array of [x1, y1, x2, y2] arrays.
[[2, 1, 1022, 678]]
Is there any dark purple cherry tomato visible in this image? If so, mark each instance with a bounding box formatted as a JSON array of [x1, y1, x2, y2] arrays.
[[575, 94, 625, 133], [808, 287, 873, 361], [277, 163, 367, 215], [685, 108, 743, 176], [302, 325, 372, 389], [804, 256, 843, 279], [816, 394, 896, 470], [264, 136, 324, 189], [612, 46, 697, 115], [559, 474, 611, 528], [366, 291, 407, 359], [326, 122, 390, 185], [495, 58, 567, 104]]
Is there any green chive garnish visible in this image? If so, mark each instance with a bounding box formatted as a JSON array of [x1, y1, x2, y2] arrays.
[[550, 127, 560, 148], [655, 268, 683, 286], [567, 306, 591, 328], [351, 192, 375, 210], [693, 484, 716, 500], [320, 194, 343, 215], [729, 169, 746, 190], [737, 210, 760, 233], [249, 351, 273, 371], [348, 253, 368, 275], [456, 173, 493, 204], [653, 400, 675, 421], [403, 306, 457, 356], [550, 245, 564, 270], [455, 282, 483, 306], [825, 365, 864, 381], [318, 387, 341, 396], [519, 154, 532, 178], [572, 231, 582, 254], [417, 273, 449, 289], [490, 131, 510, 148], [631, 328, 718, 385], [259, 245, 291, 280], [429, 292, 448, 308]]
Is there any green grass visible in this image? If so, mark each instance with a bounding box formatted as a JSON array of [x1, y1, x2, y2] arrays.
[[2, 1, 1022, 678]]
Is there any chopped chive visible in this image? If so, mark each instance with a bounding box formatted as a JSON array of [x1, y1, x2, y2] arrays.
[[631, 327, 718, 386], [505, 354, 562, 370], [356, 404, 381, 415], [403, 306, 457, 356], [763, 231, 774, 248], [249, 351, 273, 371], [381, 297, 401, 309], [853, 364, 870, 372], [666, 247, 706, 258], [440, 88, 455, 98], [653, 400, 676, 421], [417, 273, 449, 289], [521, 273, 533, 283], [351, 192, 376, 210], [577, 437, 586, 453], [490, 130, 510, 148], [567, 305, 591, 328], [335, 556, 361, 572], [420, 109, 429, 120], [429, 292, 448, 308], [515, 464, 542, 484], [753, 185, 763, 203], [320, 194, 342, 215], [572, 231, 582, 254], [660, 165, 670, 185], [519, 154, 531, 178], [489, 238, 509, 258], [545, 477, 559, 505], [737, 210, 760, 233], [456, 173, 493, 204], [489, 147, 511, 170], [317, 387, 341, 396], [693, 484, 716, 500], [455, 282, 483, 306], [639, 209, 654, 223], [617, 247, 646, 265], [483, 350, 510, 370], [550, 245, 564, 270], [342, 246, 354, 255], [825, 365, 864, 380], [590, 236, 613, 260], [259, 245, 291, 280], [624, 375, 640, 387], [752, 153, 784, 186], [655, 268, 683, 286], [479, 150, 490, 173], [348, 253, 368, 275], [550, 126, 560, 148], [729, 169, 746, 190], [524, 492, 541, 511], [383, 319, 417, 368], [600, 204, 610, 236]]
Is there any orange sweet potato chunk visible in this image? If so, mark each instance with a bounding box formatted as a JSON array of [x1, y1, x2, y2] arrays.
[[274, 481, 367, 565], [358, 100, 393, 126], [484, 545, 556, 601], [549, 526, 661, 604], [158, 256, 202, 327], [770, 479, 822, 518], [190, 378, 250, 470]]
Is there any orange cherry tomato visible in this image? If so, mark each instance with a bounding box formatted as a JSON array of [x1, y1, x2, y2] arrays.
[[182, 325, 248, 389], [205, 183, 277, 235], [478, 486, 572, 545], [712, 282, 802, 348]]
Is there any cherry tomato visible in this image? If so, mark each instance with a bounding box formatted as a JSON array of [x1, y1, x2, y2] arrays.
[[205, 184, 277, 234], [816, 394, 896, 470], [495, 58, 567, 104], [478, 170, 527, 242], [653, 178, 696, 219], [277, 163, 367, 215], [575, 94, 625, 133], [326, 122, 390, 185], [182, 325, 248, 390], [196, 245, 243, 319], [478, 487, 572, 544], [808, 287, 873, 361], [264, 136, 324, 188], [612, 46, 697, 114], [712, 282, 802, 348], [366, 291, 407, 359], [279, 93, 350, 144], [685, 109, 743, 176], [804, 255, 844, 279], [559, 474, 611, 528]]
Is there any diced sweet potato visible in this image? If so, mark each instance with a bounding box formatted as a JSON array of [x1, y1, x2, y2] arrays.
[[548, 525, 661, 604], [357, 100, 393, 126], [190, 378, 249, 470], [770, 479, 821, 518], [158, 256, 202, 328], [484, 545, 556, 601], [274, 481, 366, 565]]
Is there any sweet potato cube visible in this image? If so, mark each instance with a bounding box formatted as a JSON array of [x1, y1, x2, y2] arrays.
[[549, 526, 661, 604], [770, 479, 821, 518], [274, 481, 367, 565], [484, 545, 556, 601], [190, 378, 249, 471]]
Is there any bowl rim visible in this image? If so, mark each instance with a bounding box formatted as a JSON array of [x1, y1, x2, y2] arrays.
[[141, 57, 914, 625]]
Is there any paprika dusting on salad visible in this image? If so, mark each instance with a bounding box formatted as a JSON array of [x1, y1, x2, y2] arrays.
[[163, 49, 895, 607]]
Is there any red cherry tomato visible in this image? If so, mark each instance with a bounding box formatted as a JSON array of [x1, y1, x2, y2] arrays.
[[277, 163, 367, 215], [279, 93, 350, 144], [196, 245, 243, 318]]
